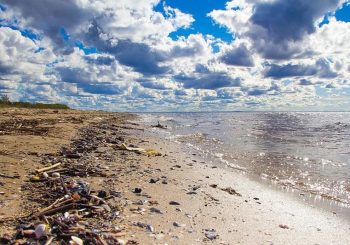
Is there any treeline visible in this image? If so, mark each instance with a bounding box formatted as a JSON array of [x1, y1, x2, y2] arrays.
[[0, 95, 70, 109]]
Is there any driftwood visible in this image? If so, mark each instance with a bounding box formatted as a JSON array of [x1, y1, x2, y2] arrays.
[[38, 197, 71, 213], [36, 162, 61, 173], [35, 203, 75, 217]]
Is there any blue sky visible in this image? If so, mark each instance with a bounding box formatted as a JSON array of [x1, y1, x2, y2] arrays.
[[0, 0, 349, 111]]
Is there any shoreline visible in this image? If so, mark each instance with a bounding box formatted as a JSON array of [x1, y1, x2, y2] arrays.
[[1, 108, 349, 244]]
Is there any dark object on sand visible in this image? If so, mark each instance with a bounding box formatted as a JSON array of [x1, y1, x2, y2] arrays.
[[152, 121, 167, 129], [134, 188, 142, 194]]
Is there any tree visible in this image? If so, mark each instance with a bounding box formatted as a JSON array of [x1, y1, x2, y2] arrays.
[[0, 94, 10, 103]]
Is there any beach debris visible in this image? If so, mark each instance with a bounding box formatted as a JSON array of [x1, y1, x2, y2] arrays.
[[1, 119, 141, 245], [169, 201, 180, 205], [187, 191, 197, 195], [220, 187, 241, 196], [150, 178, 160, 183], [36, 162, 61, 173], [173, 222, 186, 228], [34, 224, 48, 239], [134, 188, 142, 194], [204, 229, 218, 240], [70, 236, 83, 245], [279, 224, 290, 229], [150, 207, 163, 214], [118, 143, 161, 156], [152, 121, 167, 129], [144, 149, 161, 157], [119, 143, 145, 153], [146, 225, 155, 232]]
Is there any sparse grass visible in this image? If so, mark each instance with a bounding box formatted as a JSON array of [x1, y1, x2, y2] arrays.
[[0, 101, 70, 109]]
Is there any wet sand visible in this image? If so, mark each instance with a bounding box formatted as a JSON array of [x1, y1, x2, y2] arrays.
[[0, 108, 350, 244]]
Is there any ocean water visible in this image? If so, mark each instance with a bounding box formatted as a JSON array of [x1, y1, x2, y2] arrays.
[[140, 112, 350, 206]]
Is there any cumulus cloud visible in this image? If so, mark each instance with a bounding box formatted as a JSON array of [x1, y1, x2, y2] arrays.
[[219, 44, 254, 67], [0, 0, 349, 111]]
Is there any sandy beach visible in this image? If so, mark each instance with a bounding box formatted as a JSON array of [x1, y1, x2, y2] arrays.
[[1, 108, 350, 244]]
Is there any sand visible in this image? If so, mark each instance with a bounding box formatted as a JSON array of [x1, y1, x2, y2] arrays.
[[0, 108, 349, 244]]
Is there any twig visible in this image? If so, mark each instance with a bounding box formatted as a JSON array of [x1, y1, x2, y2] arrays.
[[44, 236, 54, 245], [35, 203, 75, 217], [36, 162, 61, 173]]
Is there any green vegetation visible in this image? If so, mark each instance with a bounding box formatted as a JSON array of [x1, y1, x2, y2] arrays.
[[0, 95, 70, 109]]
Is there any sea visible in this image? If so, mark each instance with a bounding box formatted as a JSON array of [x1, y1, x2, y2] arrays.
[[140, 112, 350, 208]]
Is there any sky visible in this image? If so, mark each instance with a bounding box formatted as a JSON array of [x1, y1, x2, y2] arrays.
[[0, 0, 349, 112]]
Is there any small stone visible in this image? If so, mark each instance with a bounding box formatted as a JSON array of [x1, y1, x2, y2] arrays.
[[150, 207, 163, 214], [169, 201, 180, 205], [147, 224, 154, 232], [134, 188, 142, 194], [205, 229, 218, 240], [173, 222, 186, 228], [150, 178, 160, 184], [98, 190, 108, 198], [52, 172, 60, 178]]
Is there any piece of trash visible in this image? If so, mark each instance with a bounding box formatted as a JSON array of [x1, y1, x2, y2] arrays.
[[119, 143, 161, 156], [30, 175, 41, 182], [144, 149, 161, 157]]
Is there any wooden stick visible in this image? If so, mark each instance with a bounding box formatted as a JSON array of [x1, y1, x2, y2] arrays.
[[35, 203, 75, 217], [38, 197, 71, 213], [36, 162, 61, 173]]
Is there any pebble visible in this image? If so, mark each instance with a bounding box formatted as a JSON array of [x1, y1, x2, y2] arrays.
[[169, 201, 180, 205], [52, 172, 60, 178], [173, 222, 186, 228], [150, 207, 163, 214], [133, 188, 142, 194], [150, 178, 160, 184], [147, 224, 154, 232], [205, 229, 218, 240]]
